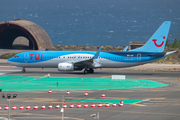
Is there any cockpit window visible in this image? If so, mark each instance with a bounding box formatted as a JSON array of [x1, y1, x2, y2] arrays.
[[14, 56, 19, 58]]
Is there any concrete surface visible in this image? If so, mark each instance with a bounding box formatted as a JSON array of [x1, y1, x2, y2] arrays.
[[0, 63, 180, 120]]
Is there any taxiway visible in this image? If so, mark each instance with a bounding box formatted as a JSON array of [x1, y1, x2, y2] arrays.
[[0, 63, 180, 120]]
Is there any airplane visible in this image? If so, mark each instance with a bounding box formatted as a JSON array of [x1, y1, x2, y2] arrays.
[[7, 21, 176, 74]]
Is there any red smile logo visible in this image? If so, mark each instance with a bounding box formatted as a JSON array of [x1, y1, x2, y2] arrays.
[[152, 36, 165, 47]]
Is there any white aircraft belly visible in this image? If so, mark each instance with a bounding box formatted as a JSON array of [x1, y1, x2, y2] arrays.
[[100, 59, 141, 68]]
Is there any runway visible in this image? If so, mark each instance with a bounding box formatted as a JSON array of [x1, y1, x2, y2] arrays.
[[0, 64, 180, 120]]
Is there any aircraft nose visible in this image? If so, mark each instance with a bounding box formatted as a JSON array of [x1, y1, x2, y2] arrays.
[[7, 58, 13, 64], [7, 59, 10, 63]]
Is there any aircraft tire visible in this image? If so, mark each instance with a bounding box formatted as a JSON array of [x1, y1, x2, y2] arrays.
[[89, 68, 94, 73], [22, 69, 26, 73], [84, 70, 88, 74]]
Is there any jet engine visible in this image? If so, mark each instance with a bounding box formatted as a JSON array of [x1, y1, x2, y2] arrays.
[[58, 63, 74, 71]]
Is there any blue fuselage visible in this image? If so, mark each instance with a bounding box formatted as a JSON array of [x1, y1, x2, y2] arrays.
[[7, 51, 165, 69]]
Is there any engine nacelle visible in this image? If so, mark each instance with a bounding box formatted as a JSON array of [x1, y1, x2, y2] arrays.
[[58, 63, 74, 71]]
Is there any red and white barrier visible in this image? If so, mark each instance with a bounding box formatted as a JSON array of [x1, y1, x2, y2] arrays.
[[48, 88, 52, 93], [119, 100, 124, 107], [55, 104, 60, 109], [63, 103, 67, 108], [84, 103, 89, 108], [48, 103, 53, 109], [84, 91, 88, 96], [4, 104, 9, 110], [26, 105, 31, 110], [34, 104, 38, 109], [12, 105, 17, 110], [19, 103, 24, 110], [91, 102, 96, 108], [98, 103, 102, 107], [105, 102, 110, 107], [66, 90, 70, 95], [70, 104, 74, 108], [112, 103, 117, 107], [101, 92, 106, 97], [41, 105, 46, 109]]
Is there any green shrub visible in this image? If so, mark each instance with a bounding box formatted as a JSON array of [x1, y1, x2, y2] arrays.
[[0, 53, 19, 59]]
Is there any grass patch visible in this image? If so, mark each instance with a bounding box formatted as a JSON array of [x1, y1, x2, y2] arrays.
[[0, 52, 19, 59]]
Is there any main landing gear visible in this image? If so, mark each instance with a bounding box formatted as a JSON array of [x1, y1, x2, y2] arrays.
[[22, 68, 26, 73], [84, 68, 94, 74]]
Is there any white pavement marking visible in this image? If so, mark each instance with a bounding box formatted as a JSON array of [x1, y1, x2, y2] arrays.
[[0, 70, 21, 71], [0, 70, 21, 76], [0, 66, 16, 67], [0, 73, 5, 75], [0, 117, 8, 120]]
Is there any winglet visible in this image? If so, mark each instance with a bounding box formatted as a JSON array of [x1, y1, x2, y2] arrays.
[[92, 47, 102, 63], [93, 47, 101, 59]]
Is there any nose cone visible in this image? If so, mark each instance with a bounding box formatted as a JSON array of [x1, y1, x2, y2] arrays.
[[7, 57, 13, 64]]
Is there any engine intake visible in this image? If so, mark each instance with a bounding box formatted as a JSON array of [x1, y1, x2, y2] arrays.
[[58, 63, 74, 71]]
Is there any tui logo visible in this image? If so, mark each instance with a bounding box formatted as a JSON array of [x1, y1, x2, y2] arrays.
[[152, 36, 165, 47], [29, 54, 43, 60]]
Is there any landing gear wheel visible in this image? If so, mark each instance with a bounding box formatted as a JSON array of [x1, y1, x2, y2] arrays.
[[84, 70, 88, 74], [89, 68, 94, 73], [22, 68, 26, 73]]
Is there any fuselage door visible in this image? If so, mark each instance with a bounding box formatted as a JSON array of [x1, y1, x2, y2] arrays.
[[24, 53, 29, 63], [137, 53, 141, 62]]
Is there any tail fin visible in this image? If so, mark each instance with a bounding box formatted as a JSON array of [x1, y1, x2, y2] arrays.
[[129, 21, 171, 53]]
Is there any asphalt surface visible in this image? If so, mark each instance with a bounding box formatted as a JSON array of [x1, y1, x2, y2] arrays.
[[0, 64, 180, 120]]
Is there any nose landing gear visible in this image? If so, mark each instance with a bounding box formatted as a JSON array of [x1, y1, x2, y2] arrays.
[[22, 68, 26, 73]]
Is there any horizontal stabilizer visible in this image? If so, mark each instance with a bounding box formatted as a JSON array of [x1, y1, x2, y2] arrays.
[[149, 52, 166, 56], [166, 51, 176, 55], [123, 46, 129, 51]]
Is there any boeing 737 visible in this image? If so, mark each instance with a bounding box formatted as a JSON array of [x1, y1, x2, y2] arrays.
[[7, 21, 175, 74]]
